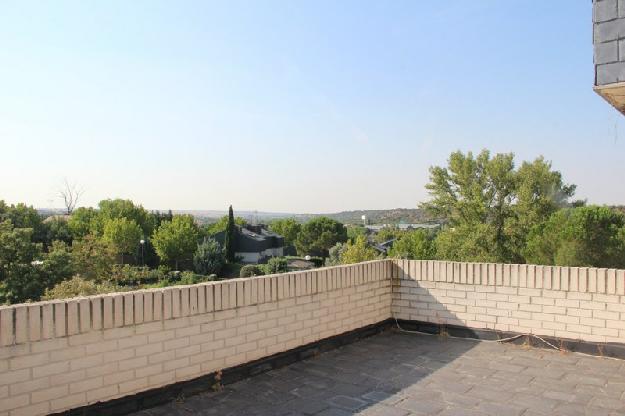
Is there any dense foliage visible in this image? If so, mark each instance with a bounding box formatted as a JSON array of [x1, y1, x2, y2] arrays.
[[193, 238, 225, 275], [269, 218, 301, 246], [339, 236, 378, 264], [295, 217, 347, 257], [423, 150, 575, 263]]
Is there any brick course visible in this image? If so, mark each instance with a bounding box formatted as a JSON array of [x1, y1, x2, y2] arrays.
[[3, 258, 625, 415], [0, 261, 390, 415]]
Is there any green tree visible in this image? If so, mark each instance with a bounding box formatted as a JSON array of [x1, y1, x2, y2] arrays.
[[193, 238, 225, 275], [346, 226, 368, 243], [43, 217, 73, 246], [205, 215, 247, 235], [96, 199, 155, 236], [373, 227, 406, 244], [224, 206, 236, 263], [103, 218, 142, 264], [388, 230, 434, 259], [524, 206, 625, 268], [0, 220, 42, 303], [339, 236, 377, 264], [152, 215, 199, 270], [0, 221, 73, 304], [0, 201, 47, 244], [67, 207, 99, 238], [295, 217, 347, 257], [269, 218, 302, 246], [71, 234, 117, 281], [423, 150, 574, 263], [325, 242, 346, 266]]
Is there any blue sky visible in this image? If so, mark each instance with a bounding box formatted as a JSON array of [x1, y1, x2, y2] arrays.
[[0, 1, 622, 213]]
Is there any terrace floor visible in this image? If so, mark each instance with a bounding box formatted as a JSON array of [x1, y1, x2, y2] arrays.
[[135, 331, 625, 416]]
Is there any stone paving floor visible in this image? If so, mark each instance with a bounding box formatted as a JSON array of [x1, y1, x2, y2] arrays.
[[136, 331, 625, 416]]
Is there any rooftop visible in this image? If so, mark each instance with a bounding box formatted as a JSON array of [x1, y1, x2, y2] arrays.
[[132, 331, 625, 416]]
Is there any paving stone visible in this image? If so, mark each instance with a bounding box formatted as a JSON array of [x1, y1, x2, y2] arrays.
[[327, 395, 367, 411], [126, 332, 625, 416]]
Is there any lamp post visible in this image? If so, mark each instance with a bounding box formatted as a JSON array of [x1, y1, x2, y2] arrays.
[[140, 239, 145, 266]]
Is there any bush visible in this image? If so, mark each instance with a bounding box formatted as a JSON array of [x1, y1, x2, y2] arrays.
[[193, 238, 225, 276], [42, 276, 123, 300], [240, 265, 263, 278], [261, 257, 288, 275], [110, 265, 166, 286]]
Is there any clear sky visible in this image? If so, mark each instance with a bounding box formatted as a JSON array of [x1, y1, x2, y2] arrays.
[[0, 1, 622, 213]]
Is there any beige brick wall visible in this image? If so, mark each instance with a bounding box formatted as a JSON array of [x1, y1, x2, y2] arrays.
[[4, 258, 625, 415], [392, 260, 625, 344], [0, 261, 391, 415]]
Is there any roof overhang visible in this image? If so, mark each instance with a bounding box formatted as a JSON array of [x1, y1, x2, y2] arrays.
[[594, 82, 625, 115]]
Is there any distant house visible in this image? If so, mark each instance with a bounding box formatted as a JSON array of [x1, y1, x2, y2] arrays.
[[215, 224, 284, 264]]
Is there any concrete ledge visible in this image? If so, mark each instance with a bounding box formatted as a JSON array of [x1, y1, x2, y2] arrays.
[[395, 319, 625, 360], [52, 319, 394, 416]]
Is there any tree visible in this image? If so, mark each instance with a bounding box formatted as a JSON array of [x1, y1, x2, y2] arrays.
[[295, 217, 347, 257], [0, 201, 47, 244], [524, 206, 625, 268], [224, 206, 236, 263], [339, 236, 377, 264], [96, 199, 155, 236], [346, 226, 368, 243], [388, 230, 434, 260], [58, 179, 84, 215], [71, 234, 117, 281], [43, 276, 120, 301], [103, 218, 142, 264], [422, 150, 575, 263], [269, 218, 302, 246], [152, 215, 199, 270], [205, 215, 247, 235], [0, 220, 42, 303], [43, 217, 73, 246], [193, 238, 225, 276], [0, 221, 73, 304], [325, 242, 346, 266], [373, 226, 405, 244], [67, 207, 99, 238]]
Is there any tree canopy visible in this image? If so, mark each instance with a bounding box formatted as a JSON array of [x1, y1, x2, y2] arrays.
[[340, 235, 378, 264], [422, 150, 575, 263], [152, 215, 199, 270], [388, 230, 434, 260], [269, 218, 302, 246], [295, 217, 347, 257], [524, 206, 625, 268], [103, 217, 143, 263]]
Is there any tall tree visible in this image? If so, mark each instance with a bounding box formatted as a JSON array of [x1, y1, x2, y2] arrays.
[[58, 179, 84, 215], [152, 215, 199, 270], [102, 218, 142, 264], [422, 150, 575, 263], [224, 206, 236, 263]]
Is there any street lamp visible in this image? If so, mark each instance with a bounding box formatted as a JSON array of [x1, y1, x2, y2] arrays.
[[140, 239, 145, 266]]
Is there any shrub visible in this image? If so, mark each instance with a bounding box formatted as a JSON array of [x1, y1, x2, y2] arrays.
[[193, 238, 225, 276], [261, 257, 288, 275], [240, 265, 263, 278], [110, 265, 166, 286], [42, 275, 123, 300]]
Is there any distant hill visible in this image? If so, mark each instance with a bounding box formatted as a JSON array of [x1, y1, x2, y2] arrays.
[[319, 208, 432, 225], [175, 208, 434, 225], [37, 207, 435, 226]]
